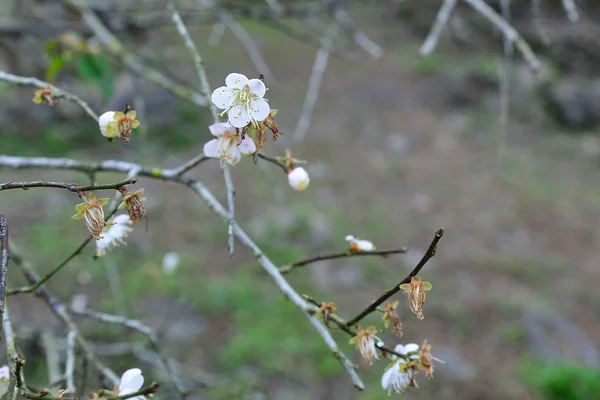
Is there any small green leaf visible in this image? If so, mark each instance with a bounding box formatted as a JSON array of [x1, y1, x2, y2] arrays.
[[46, 56, 66, 82], [76, 54, 114, 104]]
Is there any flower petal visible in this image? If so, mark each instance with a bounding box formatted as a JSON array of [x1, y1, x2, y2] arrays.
[[120, 368, 144, 392], [208, 122, 234, 137], [238, 136, 256, 155], [248, 98, 270, 123], [247, 79, 266, 98], [404, 343, 420, 353], [381, 364, 395, 390], [228, 148, 242, 166], [211, 86, 234, 109], [228, 104, 251, 128], [203, 139, 221, 158], [225, 73, 249, 89]]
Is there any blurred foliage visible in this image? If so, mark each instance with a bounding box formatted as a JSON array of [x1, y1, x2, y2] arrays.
[[521, 359, 600, 400]]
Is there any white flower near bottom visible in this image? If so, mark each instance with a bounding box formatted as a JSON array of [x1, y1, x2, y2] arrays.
[[95, 214, 132, 257], [119, 368, 144, 399], [211, 73, 270, 128], [288, 167, 310, 191], [381, 358, 410, 395], [345, 235, 375, 252], [381, 343, 420, 395], [203, 122, 256, 167]]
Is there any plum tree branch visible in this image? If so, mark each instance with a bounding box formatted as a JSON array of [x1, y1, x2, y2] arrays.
[[0, 178, 136, 192], [344, 228, 444, 327]]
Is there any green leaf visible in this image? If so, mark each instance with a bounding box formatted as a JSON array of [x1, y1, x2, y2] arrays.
[[76, 54, 114, 104], [45, 56, 66, 82]]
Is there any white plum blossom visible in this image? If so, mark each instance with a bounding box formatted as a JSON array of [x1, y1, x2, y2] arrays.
[[98, 111, 116, 138], [203, 122, 256, 167], [345, 235, 376, 252], [211, 73, 270, 128], [95, 214, 132, 257], [381, 358, 410, 395], [381, 343, 420, 395], [287, 167, 310, 191], [162, 251, 180, 275], [119, 368, 144, 399]]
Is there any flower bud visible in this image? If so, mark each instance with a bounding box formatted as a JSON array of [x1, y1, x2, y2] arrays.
[[99, 111, 117, 138], [288, 167, 310, 191]]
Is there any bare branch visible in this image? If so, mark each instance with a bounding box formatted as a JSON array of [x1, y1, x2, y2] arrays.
[[0, 71, 98, 120], [561, 0, 579, 22], [280, 247, 409, 274], [0, 178, 136, 192], [419, 0, 457, 57], [293, 24, 337, 142], [0, 213, 8, 316], [65, 331, 77, 393], [462, 0, 540, 71]]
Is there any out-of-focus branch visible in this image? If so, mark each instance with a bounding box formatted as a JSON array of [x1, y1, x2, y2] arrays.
[[462, 0, 540, 71], [293, 24, 337, 142], [219, 11, 275, 82], [561, 0, 579, 22], [419, 0, 457, 57], [280, 247, 409, 274], [69, 307, 186, 396], [0, 178, 135, 192], [0, 71, 98, 120], [256, 153, 287, 172], [345, 228, 444, 327], [65, 331, 77, 393], [62, 0, 207, 107]]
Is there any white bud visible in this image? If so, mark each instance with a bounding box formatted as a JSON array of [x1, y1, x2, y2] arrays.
[[99, 111, 116, 138], [288, 167, 310, 191]]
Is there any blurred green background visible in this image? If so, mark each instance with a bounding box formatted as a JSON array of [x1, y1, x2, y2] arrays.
[[1, 1, 600, 399]]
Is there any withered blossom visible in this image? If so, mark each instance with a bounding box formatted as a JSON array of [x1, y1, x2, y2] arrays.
[[118, 187, 146, 224], [32, 85, 53, 106], [316, 301, 337, 328], [71, 192, 109, 240], [349, 326, 382, 364], [382, 300, 403, 337], [399, 275, 432, 320]]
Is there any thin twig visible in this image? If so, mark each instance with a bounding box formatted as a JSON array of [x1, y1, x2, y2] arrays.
[[345, 228, 444, 327], [168, 1, 237, 257], [65, 331, 77, 393], [0, 213, 8, 316], [256, 153, 287, 172], [69, 307, 187, 395], [280, 247, 409, 274], [419, 0, 457, 57], [462, 0, 540, 71], [332, 8, 383, 59], [0, 178, 136, 192], [171, 154, 211, 177], [293, 23, 337, 142], [0, 71, 98, 120], [561, 0, 579, 22], [219, 11, 275, 82]]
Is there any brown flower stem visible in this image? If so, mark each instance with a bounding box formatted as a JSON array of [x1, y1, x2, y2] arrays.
[[0, 178, 136, 192], [256, 153, 287, 172], [280, 247, 409, 274], [344, 229, 444, 327]]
